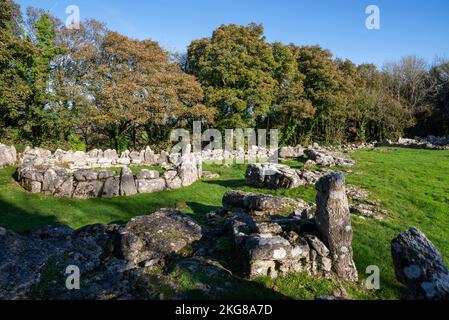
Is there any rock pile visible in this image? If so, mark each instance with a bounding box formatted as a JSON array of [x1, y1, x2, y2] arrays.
[[245, 163, 333, 189], [17, 152, 202, 199], [214, 172, 358, 281], [0, 144, 16, 169], [304, 148, 355, 167], [391, 227, 449, 300], [382, 137, 449, 150], [0, 209, 202, 300], [278, 145, 305, 159]]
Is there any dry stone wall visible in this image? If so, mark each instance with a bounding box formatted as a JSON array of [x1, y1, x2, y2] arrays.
[[381, 136, 449, 150], [17, 151, 202, 199]]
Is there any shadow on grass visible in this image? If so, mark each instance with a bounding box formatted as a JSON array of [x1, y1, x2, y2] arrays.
[[0, 198, 61, 234], [204, 179, 247, 189]]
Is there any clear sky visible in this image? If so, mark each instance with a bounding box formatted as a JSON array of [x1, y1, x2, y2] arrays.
[[15, 0, 449, 66]]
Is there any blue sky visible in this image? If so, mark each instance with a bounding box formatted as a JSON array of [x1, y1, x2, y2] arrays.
[[16, 0, 449, 66]]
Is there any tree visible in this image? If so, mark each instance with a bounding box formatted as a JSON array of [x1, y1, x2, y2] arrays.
[[268, 42, 314, 145], [291, 45, 352, 144], [382, 56, 436, 135], [23, 11, 64, 146], [0, 0, 34, 142], [82, 31, 212, 150], [427, 59, 449, 135], [187, 23, 277, 129]]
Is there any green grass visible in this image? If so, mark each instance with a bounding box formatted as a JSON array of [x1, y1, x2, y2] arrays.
[[1, 147, 449, 300]]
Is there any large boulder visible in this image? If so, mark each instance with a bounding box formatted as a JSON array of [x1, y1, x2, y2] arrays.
[[222, 190, 308, 216], [163, 170, 182, 190], [73, 180, 104, 199], [391, 227, 449, 300], [136, 178, 166, 194], [315, 173, 358, 281], [0, 226, 73, 299], [245, 163, 303, 189], [178, 154, 201, 187], [121, 209, 202, 267], [305, 148, 355, 167], [279, 145, 304, 159], [0, 144, 17, 168]]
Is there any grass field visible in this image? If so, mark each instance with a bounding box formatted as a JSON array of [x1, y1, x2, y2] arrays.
[[1, 147, 449, 300]]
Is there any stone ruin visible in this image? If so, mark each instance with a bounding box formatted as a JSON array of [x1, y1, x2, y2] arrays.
[[0, 208, 203, 300], [391, 227, 449, 300], [303, 148, 355, 167], [16, 151, 202, 199], [211, 173, 358, 281], [0, 144, 16, 169], [382, 136, 449, 150], [245, 162, 335, 189]]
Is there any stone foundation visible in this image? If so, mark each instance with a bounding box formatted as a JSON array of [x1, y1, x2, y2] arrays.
[[17, 152, 202, 199], [245, 163, 333, 189], [214, 172, 358, 281]]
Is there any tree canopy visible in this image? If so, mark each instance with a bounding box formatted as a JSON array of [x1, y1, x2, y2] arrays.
[[1, 1, 448, 150]]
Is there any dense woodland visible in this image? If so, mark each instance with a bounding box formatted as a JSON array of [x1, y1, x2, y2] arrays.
[[1, 0, 448, 151]]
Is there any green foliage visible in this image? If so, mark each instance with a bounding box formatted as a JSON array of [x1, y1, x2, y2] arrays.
[[67, 133, 86, 151], [187, 23, 278, 129]]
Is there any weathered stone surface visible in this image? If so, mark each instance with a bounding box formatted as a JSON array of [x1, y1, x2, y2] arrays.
[[0, 144, 17, 168], [98, 170, 115, 180], [315, 173, 358, 281], [121, 209, 202, 267], [245, 163, 303, 189], [391, 227, 449, 300], [73, 169, 99, 181], [218, 190, 339, 280], [0, 226, 73, 299], [42, 168, 69, 195], [279, 145, 304, 158], [102, 176, 120, 198], [23, 179, 42, 193], [54, 176, 74, 198], [135, 169, 159, 180], [73, 180, 104, 199], [305, 148, 355, 167], [136, 178, 166, 193], [178, 154, 200, 187], [119, 167, 137, 196], [222, 190, 308, 216]]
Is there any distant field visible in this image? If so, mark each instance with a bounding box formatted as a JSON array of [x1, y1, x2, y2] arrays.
[[1, 147, 449, 300]]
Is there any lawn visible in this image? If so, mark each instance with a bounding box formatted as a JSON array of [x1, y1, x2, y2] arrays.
[[1, 147, 449, 300]]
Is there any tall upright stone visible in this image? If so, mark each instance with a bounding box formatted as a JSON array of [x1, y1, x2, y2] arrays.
[[315, 173, 358, 281], [120, 167, 137, 196]]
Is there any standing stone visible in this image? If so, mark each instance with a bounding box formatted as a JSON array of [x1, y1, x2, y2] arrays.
[[119, 167, 137, 196], [315, 173, 358, 281], [178, 154, 199, 187], [391, 227, 449, 300]]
